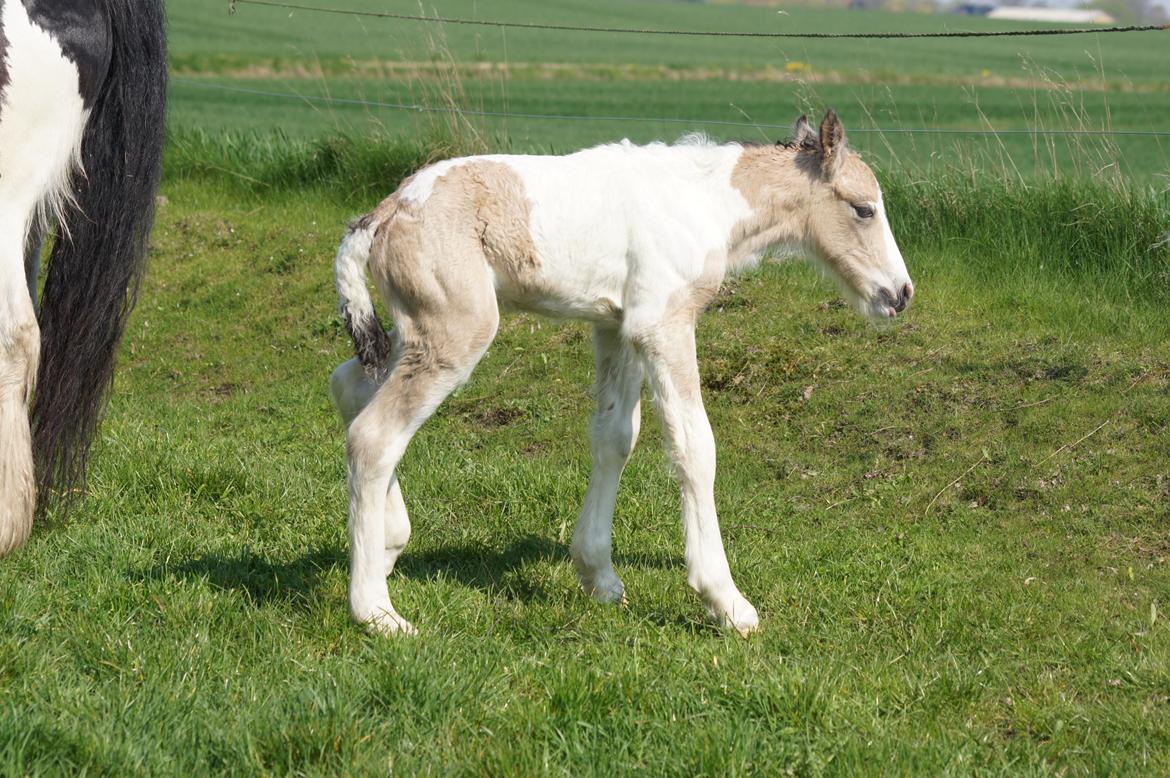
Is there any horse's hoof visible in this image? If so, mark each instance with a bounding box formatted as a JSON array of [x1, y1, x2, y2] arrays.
[[579, 571, 626, 605], [359, 607, 417, 637], [709, 594, 759, 637]]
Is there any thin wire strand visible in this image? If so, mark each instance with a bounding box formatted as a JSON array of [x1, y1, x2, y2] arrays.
[[173, 79, 1170, 138], [231, 0, 1170, 39]]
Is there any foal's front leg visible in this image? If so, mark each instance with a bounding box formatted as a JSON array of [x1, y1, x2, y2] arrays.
[[572, 325, 643, 603], [635, 322, 759, 635]]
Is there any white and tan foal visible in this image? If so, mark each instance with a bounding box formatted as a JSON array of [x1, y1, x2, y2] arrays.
[[331, 111, 913, 636]]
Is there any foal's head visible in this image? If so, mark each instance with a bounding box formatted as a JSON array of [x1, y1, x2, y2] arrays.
[[794, 111, 914, 320]]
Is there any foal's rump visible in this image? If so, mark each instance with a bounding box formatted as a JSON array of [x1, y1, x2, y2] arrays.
[[335, 165, 506, 379]]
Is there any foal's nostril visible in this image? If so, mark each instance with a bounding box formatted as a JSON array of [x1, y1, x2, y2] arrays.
[[878, 286, 907, 314], [887, 282, 912, 313]]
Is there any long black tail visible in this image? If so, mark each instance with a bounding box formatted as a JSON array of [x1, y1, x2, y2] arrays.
[[31, 0, 167, 508]]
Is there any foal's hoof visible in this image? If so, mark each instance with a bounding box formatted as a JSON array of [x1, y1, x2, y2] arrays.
[[709, 596, 759, 638], [361, 608, 418, 637], [578, 571, 626, 605]]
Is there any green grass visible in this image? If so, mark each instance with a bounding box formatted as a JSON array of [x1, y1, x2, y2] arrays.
[[2, 172, 1168, 774], [168, 74, 1170, 183]]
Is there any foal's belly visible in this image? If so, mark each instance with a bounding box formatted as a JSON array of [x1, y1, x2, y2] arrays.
[[493, 265, 625, 325]]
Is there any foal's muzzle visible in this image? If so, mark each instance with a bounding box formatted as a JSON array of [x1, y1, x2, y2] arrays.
[[879, 282, 914, 317]]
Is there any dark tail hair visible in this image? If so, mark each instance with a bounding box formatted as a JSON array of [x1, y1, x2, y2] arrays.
[[335, 215, 394, 377], [31, 0, 167, 507]]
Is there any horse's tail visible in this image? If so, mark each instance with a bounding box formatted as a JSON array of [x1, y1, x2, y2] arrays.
[[335, 212, 393, 376], [31, 0, 167, 507]]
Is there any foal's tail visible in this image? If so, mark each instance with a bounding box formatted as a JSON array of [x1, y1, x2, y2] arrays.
[[335, 214, 393, 376], [31, 0, 167, 507]]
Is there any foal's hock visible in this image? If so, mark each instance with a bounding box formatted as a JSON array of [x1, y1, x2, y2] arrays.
[[331, 111, 913, 635]]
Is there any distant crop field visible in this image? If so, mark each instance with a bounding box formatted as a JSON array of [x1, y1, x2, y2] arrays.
[[168, 0, 1170, 179]]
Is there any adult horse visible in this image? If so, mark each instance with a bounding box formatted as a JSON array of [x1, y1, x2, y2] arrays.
[[0, 0, 167, 554]]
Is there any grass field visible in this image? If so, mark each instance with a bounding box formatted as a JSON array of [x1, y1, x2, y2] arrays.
[[2, 178, 1168, 775], [2, 0, 1169, 774]]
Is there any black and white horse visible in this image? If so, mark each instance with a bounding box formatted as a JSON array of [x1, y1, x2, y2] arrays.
[[0, 0, 166, 554]]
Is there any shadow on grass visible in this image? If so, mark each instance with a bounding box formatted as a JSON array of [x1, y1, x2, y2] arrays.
[[132, 534, 683, 610], [396, 534, 567, 603], [133, 546, 345, 609]]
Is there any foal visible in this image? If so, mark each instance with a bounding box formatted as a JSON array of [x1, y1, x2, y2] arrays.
[[331, 111, 913, 636]]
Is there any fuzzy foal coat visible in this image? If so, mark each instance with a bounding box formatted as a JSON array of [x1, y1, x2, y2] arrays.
[[333, 119, 912, 636]]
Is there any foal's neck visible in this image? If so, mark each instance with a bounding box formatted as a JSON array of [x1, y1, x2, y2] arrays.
[[726, 145, 810, 272]]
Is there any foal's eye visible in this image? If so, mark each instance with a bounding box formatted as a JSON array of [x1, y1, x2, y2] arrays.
[[851, 203, 876, 219]]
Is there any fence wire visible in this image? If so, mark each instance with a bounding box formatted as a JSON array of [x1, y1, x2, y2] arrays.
[[230, 0, 1170, 39]]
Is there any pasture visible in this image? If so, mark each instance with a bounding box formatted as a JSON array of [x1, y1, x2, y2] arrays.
[[167, 0, 1170, 179], [3, 0, 1170, 774]]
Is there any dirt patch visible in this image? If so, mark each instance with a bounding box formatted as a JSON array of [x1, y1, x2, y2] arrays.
[[521, 441, 548, 457], [466, 405, 525, 428], [708, 283, 752, 312], [203, 382, 244, 402]]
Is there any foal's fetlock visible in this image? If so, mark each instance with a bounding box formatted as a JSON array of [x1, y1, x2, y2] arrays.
[[572, 544, 627, 604], [576, 565, 627, 605], [350, 585, 417, 636], [352, 600, 418, 637]]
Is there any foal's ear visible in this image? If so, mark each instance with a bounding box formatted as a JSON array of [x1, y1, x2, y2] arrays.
[[819, 109, 847, 175], [791, 114, 816, 149]]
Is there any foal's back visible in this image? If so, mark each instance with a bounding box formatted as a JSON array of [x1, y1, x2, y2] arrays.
[[377, 140, 750, 324]]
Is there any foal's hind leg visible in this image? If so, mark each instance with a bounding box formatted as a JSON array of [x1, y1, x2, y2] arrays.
[[329, 351, 412, 579], [345, 298, 499, 636], [572, 325, 643, 603]]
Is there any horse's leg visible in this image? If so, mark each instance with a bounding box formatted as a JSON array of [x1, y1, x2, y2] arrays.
[[346, 300, 499, 636], [634, 321, 759, 635], [572, 324, 643, 603], [329, 346, 410, 579], [380, 473, 410, 579], [0, 220, 39, 555]]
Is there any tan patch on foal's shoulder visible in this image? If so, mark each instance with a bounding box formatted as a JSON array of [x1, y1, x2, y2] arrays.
[[730, 145, 783, 210]]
